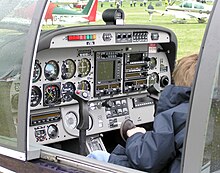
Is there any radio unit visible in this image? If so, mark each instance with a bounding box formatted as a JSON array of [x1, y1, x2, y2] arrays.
[[94, 51, 122, 97], [125, 52, 148, 64], [30, 111, 61, 126], [123, 52, 150, 93]]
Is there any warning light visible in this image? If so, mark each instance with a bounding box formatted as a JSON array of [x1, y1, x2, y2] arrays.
[[92, 34, 96, 40], [67, 34, 96, 41], [86, 35, 90, 40]]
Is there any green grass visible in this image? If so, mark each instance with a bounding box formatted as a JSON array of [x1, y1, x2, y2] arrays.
[[96, 1, 207, 59]]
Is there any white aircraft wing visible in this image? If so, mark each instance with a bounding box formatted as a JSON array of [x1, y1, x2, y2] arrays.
[[146, 9, 209, 23], [186, 12, 209, 19], [146, 9, 191, 19]]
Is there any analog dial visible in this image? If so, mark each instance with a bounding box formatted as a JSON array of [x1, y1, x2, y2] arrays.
[[77, 80, 91, 91], [47, 124, 58, 139], [149, 57, 157, 70], [44, 84, 61, 106], [61, 59, 76, 79], [62, 82, 76, 102], [33, 60, 42, 83], [31, 86, 42, 107], [44, 60, 59, 81], [78, 58, 91, 77], [148, 72, 159, 86]]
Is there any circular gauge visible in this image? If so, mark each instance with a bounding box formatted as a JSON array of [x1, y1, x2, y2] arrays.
[[33, 60, 42, 83], [61, 59, 76, 79], [148, 72, 159, 86], [64, 111, 78, 130], [78, 80, 91, 91], [78, 58, 91, 77], [44, 60, 59, 81], [44, 84, 60, 106], [31, 86, 42, 107], [47, 124, 58, 139], [149, 57, 157, 70], [62, 82, 76, 102]]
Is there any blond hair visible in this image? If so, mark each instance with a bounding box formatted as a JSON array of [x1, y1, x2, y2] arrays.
[[172, 54, 198, 87]]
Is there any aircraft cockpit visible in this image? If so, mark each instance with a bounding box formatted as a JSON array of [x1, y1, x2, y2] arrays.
[[1, 0, 220, 173], [28, 9, 177, 157]]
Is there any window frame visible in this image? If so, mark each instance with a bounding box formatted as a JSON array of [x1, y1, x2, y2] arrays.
[[181, 0, 220, 172], [0, 0, 48, 161]]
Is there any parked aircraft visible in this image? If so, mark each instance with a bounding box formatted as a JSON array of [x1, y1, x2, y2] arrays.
[[44, 0, 98, 25], [147, 1, 213, 23]]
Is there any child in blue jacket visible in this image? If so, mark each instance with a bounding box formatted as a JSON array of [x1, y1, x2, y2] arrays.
[[88, 54, 199, 173]]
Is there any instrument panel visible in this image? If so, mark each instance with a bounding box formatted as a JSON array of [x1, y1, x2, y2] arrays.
[[29, 26, 177, 145]]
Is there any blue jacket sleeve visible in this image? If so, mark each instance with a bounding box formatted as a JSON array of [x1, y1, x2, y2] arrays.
[[125, 112, 177, 172]]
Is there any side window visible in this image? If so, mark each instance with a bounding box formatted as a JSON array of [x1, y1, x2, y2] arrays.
[[0, 0, 38, 151], [183, 2, 192, 8], [194, 4, 204, 9], [201, 60, 220, 172], [179, 3, 183, 8]]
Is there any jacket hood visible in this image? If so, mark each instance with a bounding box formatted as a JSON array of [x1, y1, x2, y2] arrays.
[[156, 85, 191, 114]]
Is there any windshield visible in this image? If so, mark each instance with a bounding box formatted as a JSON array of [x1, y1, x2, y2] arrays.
[[0, 0, 37, 78], [42, 0, 214, 58], [25, 0, 214, 172]]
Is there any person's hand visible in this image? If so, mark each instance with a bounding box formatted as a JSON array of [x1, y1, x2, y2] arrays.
[[127, 127, 146, 137]]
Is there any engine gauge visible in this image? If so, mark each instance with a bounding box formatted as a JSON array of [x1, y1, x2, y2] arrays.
[[62, 82, 76, 102], [31, 86, 42, 107], [78, 80, 91, 91], [61, 59, 76, 79], [148, 72, 159, 86], [78, 58, 91, 77], [33, 60, 42, 83], [44, 60, 59, 81], [47, 124, 58, 139], [149, 57, 157, 70], [43, 83, 61, 106]]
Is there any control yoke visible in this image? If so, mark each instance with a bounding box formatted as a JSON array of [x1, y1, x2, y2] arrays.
[[147, 83, 160, 117], [72, 90, 90, 156]]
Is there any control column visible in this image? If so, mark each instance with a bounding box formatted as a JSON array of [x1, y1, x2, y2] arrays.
[[72, 90, 90, 156]]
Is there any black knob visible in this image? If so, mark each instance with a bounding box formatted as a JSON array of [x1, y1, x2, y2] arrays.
[[160, 75, 169, 87], [102, 100, 112, 108], [144, 57, 150, 61]]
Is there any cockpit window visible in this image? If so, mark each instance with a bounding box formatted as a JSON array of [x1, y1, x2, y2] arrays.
[[42, 0, 209, 59], [0, 0, 38, 151], [194, 3, 204, 9], [183, 2, 192, 8]]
